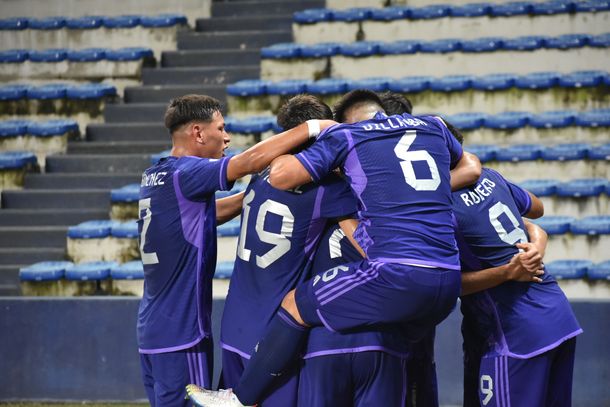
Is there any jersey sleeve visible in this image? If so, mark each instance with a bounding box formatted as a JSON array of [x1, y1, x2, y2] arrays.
[[295, 127, 350, 183], [177, 156, 234, 201], [505, 180, 532, 216], [434, 116, 464, 168], [317, 174, 359, 219]]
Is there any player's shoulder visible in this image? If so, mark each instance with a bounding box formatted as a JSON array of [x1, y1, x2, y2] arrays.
[[175, 155, 222, 171]]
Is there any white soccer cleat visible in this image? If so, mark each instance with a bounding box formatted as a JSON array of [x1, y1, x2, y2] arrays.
[[186, 384, 251, 407]]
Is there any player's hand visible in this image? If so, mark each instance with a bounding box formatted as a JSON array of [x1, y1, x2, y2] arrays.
[[506, 252, 544, 283], [515, 242, 543, 272]]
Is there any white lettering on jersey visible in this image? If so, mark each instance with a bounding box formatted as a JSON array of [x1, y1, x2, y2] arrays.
[[141, 172, 167, 187], [362, 116, 427, 132], [460, 178, 497, 207]]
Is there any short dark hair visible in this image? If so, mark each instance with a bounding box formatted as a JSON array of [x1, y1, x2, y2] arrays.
[[277, 94, 333, 130], [442, 118, 464, 145], [333, 89, 385, 123], [164, 94, 222, 133], [379, 92, 413, 115]]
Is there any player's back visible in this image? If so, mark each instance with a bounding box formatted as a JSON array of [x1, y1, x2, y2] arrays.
[[453, 167, 581, 357]]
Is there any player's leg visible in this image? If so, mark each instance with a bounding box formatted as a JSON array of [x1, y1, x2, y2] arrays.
[[298, 355, 353, 407], [259, 364, 299, 407], [405, 329, 439, 407], [148, 348, 197, 407], [219, 348, 247, 389], [139, 353, 156, 407], [545, 338, 577, 407], [353, 351, 408, 407]]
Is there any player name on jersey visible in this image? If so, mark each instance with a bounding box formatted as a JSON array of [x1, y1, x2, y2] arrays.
[[141, 171, 168, 187], [459, 177, 497, 207], [361, 116, 427, 132]]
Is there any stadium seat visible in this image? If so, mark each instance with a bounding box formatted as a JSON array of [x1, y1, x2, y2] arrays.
[[0, 151, 37, 170], [0, 120, 28, 142], [66, 48, 107, 62], [532, 216, 574, 234], [65, 261, 116, 281], [471, 73, 517, 91], [347, 77, 391, 92], [218, 218, 241, 237], [300, 42, 342, 58], [0, 84, 30, 100], [0, 49, 29, 63], [545, 34, 591, 49], [515, 71, 560, 89], [461, 37, 503, 53], [28, 17, 66, 30], [102, 15, 141, 29], [484, 112, 531, 130], [587, 143, 610, 160], [216, 183, 247, 199], [556, 178, 608, 197], [369, 7, 410, 21], [110, 221, 138, 239], [545, 260, 592, 279], [226, 80, 270, 97], [450, 3, 491, 17], [502, 35, 546, 51], [445, 112, 487, 130], [266, 79, 311, 96], [150, 150, 170, 165], [541, 143, 589, 160], [570, 216, 610, 235], [419, 38, 461, 54], [0, 17, 28, 30], [331, 8, 374, 22], [495, 143, 542, 161], [261, 43, 301, 59], [306, 78, 350, 95], [378, 40, 420, 55], [339, 41, 381, 57], [68, 220, 117, 239], [105, 47, 153, 61], [215, 261, 234, 279], [589, 33, 610, 47], [19, 261, 72, 282], [28, 119, 78, 136], [490, 2, 534, 17], [464, 144, 497, 162], [27, 83, 68, 100], [293, 8, 333, 24], [587, 261, 610, 280], [575, 109, 610, 127], [409, 4, 451, 20], [140, 14, 187, 27], [111, 184, 139, 203], [388, 76, 433, 93], [558, 70, 607, 88], [574, 1, 610, 12], [531, 1, 574, 15], [429, 75, 474, 92], [519, 179, 559, 196], [66, 16, 104, 30], [111, 261, 144, 280], [29, 48, 68, 62], [66, 83, 117, 99], [231, 116, 274, 134], [529, 111, 576, 129]]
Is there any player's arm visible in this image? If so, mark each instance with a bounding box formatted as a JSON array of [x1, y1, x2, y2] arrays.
[[268, 154, 312, 190], [216, 191, 244, 225], [512, 220, 548, 272], [338, 218, 366, 258], [450, 151, 482, 191], [524, 192, 544, 219], [226, 120, 336, 182]]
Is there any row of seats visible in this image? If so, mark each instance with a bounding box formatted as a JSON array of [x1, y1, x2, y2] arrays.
[[546, 259, 610, 280], [261, 33, 610, 59], [0, 83, 116, 100], [0, 14, 187, 30], [0, 119, 78, 138], [0, 151, 37, 170], [533, 216, 610, 235], [228, 71, 609, 96], [294, 2, 610, 24], [465, 142, 610, 162], [520, 178, 610, 197], [0, 47, 153, 63], [110, 182, 247, 204]]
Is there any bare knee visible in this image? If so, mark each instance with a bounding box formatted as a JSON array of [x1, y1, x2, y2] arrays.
[[281, 290, 308, 327]]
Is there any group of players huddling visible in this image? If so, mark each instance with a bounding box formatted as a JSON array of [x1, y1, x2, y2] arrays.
[[137, 90, 582, 407]]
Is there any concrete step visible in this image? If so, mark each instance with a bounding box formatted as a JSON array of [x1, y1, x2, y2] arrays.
[[142, 66, 260, 86], [195, 15, 292, 32], [46, 154, 150, 173], [24, 173, 141, 189], [2, 189, 110, 210], [0, 248, 66, 265], [161, 49, 260, 68], [211, 1, 324, 17], [0, 265, 22, 294], [177, 30, 292, 50], [104, 103, 166, 123], [87, 123, 168, 142], [0, 226, 68, 248], [124, 85, 227, 104], [0, 209, 109, 226], [68, 141, 170, 155]]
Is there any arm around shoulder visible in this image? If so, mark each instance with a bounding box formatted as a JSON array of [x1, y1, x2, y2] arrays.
[[451, 152, 482, 191], [268, 155, 313, 190]]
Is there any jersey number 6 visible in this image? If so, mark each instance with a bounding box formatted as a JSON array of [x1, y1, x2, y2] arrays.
[[394, 130, 441, 191]]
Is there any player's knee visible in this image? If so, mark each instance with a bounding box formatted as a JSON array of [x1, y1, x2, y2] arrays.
[[281, 290, 307, 327]]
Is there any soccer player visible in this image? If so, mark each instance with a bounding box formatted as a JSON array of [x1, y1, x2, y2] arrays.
[[137, 94, 335, 406], [219, 94, 358, 406], [187, 89, 483, 406]]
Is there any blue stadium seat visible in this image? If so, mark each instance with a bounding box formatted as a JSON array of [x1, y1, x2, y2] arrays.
[[26, 83, 68, 100], [67, 48, 107, 62], [0, 49, 29, 63], [28, 49, 68, 63], [450, 3, 491, 17], [557, 178, 608, 197], [430, 75, 474, 92], [545, 260, 591, 280], [218, 218, 241, 237], [531, 216, 574, 234], [66, 83, 117, 99], [587, 143, 610, 160], [472, 73, 517, 91], [589, 33, 610, 47], [110, 184, 140, 203], [587, 261, 610, 281], [224, 147, 244, 158], [464, 144, 497, 162], [102, 15, 141, 29], [28, 119, 78, 136], [347, 77, 391, 92], [226, 79, 270, 97], [216, 183, 247, 199], [530, 110, 576, 128], [0, 84, 30, 100], [150, 150, 170, 165], [111, 221, 138, 238], [19, 261, 73, 282], [558, 70, 607, 88], [140, 14, 187, 27], [575, 109, 610, 127], [519, 179, 558, 196], [300, 42, 342, 58], [266, 79, 311, 96], [65, 261, 116, 281], [272, 122, 283, 133], [261, 43, 302, 59], [545, 34, 590, 49], [574, 0, 610, 12], [502, 35, 546, 51], [419, 38, 461, 53], [409, 4, 451, 19], [378, 40, 421, 55], [28, 17, 66, 30], [0, 151, 37, 170], [293, 8, 333, 24], [490, 2, 534, 17], [231, 116, 274, 134], [445, 112, 488, 130], [541, 142, 588, 160], [531, 1, 573, 15], [68, 220, 117, 239], [570, 216, 610, 235], [331, 8, 374, 22], [461, 37, 503, 53], [515, 71, 560, 89], [495, 143, 542, 161], [0, 120, 29, 137], [66, 16, 104, 29], [215, 261, 234, 279], [339, 41, 381, 57], [370, 7, 410, 21], [105, 47, 153, 61], [0, 17, 29, 30], [484, 112, 531, 130], [387, 76, 432, 93], [306, 78, 350, 95], [111, 261, 144, 280]]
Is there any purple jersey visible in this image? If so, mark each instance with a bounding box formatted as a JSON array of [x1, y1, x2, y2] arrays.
[[296, 112, 462, 270], [220, 169, 357, 358], [137, 156, 233, 353], [453, 168, 582, 358], [305, 224, 410, 359]]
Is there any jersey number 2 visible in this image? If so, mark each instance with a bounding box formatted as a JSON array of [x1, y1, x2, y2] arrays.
[[394, 130, 440, 191], [138, 198, 159, 265]]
